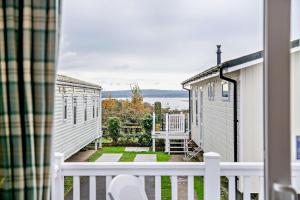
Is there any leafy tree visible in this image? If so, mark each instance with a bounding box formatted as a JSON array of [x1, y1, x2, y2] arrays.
[[120, 84, 150, 124], [154, 102, 162, 131], [141, 113, 153, 135], [107, 117, 121, 144]]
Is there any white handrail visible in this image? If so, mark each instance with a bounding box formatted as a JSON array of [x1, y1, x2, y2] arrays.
[[51, 152, 300, 200]]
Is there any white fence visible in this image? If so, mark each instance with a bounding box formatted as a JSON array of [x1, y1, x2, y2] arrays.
[[152, 112, 186, 133], [52, 152, 300, 200], [167, 113, 186, 132]]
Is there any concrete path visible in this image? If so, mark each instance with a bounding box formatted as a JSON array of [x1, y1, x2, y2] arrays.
[[134, 154, 156, 200], [125, 147, 149, 152], [96, 153, 122, 162], [134, 154, 156, 162], [65, 150, 96, 162]]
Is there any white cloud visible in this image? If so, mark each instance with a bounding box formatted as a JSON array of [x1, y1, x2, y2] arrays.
[[58, 0, 299, 90]]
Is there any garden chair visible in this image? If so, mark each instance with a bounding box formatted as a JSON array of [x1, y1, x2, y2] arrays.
[[108, 175, 148, 200]]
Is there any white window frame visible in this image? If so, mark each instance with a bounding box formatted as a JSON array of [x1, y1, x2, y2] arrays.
[[96, 99, 99, 118], [208, 82, 215, 101], [84, 97, 88, 122], [221, 81, 230, 101], [63, 96, 68, 121], [92, 98, 95, 119], [191, 89, 194, 123], [73, 97, 77, 125], [195, 87, 199, 126]]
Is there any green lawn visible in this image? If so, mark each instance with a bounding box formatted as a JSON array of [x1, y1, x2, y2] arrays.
[[194, 176, 204, 199], [87, 147, 173, 199], [64, 147, 205, 199]]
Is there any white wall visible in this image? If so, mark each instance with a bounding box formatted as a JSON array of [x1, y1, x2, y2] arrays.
[[291, 50, 300, 162], [190, 71, 240, 162], [239, 63, 264, 162], [53, 85, 101, 160]]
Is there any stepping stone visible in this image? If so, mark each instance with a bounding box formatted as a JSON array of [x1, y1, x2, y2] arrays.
[[96, 153, 122, 162], [125, 147, 149, 152], [134, 154, 156, 162]]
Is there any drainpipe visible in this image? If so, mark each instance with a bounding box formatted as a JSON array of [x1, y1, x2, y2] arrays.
[[219, 65, 238, 162], [182, 85, 191, 134], [217, 45, 238, 195]]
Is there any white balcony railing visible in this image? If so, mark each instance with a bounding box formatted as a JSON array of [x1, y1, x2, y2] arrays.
[[52, 152, 300, 200]]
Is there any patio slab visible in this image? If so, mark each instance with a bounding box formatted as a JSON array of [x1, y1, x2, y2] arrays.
[[125, 147, 149, 152], [134, 154, 156, 162], [96, 153, 122, 162]]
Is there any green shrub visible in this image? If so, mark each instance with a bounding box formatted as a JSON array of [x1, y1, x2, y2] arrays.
[[141, 113, 153, 135], [137, 133, 152, 146], [113, 133, 151, 147], [107, 117, 121, 144]]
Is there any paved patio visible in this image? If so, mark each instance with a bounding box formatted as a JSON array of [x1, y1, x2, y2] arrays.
[[96, 153, 122, 162], [134, 154, 156, 162], [125, 147, 149, 152]]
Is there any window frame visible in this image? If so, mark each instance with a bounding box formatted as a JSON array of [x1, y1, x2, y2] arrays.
[[92, 98, 95, 119], [221, 81, 230, 101], [84, 96, 88, 122], [96, 99, 99, 118], [208, 82, 215, 101], [195, 87, 199, 126], [63, 96, 68, 121], [73, 97, 77, 125]]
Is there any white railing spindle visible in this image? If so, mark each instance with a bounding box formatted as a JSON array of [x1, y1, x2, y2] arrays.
[[259, 176, 264, 200], [106, 176, 112, 200], [139, 176, 145, 189], [155, 176, 161, 200], [243, 176, 251, 200], [73, 176, 80, 200], [188, 176, 194, 200], [228, 176, 236, 200], [171, 176, 178, 200], [89, 176, 96, 200]]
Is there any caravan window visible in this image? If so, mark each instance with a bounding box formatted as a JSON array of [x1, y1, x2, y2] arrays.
[[221, 81, 230, 100], [208, 82, 215, 101], [73, 97, 77, 125], [63, 96, 68, 121], [84, 97, 88, 121], [96, 99, 99, 117], [92, 98, 95, 118], [195, 88, 199, 126]]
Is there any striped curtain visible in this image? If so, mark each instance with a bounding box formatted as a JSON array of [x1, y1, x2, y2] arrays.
[[0, 0, 60, 199]]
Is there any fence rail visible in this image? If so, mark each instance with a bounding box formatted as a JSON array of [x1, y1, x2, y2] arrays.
[[52, 152, 300, 200]]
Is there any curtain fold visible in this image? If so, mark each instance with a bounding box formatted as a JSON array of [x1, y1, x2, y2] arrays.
[[0, 0, 60, 199]]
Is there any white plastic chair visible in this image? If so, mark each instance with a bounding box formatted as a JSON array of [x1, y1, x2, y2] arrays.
[[107, 175, 148, 200]]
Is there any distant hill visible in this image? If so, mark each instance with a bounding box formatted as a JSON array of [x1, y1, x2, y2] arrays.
[[102, 89, 188, 98]]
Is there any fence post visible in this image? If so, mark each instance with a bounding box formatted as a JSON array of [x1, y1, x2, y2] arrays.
[[52, 152, 64, 200], [204, 152, 221, 200], [166, 113, 169, 132], [152, 112, 156, 133]]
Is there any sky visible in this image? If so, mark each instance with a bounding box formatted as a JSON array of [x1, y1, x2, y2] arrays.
[[58, 0, 300, 91]]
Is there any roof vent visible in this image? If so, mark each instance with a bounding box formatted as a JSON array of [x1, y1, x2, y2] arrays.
[[216, 45, 222, 65]]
